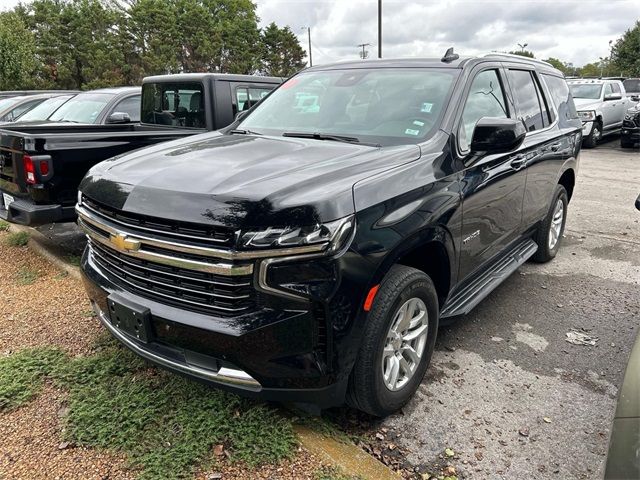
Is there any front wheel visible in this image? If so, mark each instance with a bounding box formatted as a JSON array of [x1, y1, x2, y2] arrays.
[[583, 121, 601, 148], [347, 265, 439, 417], [531, 184, 568, 263]]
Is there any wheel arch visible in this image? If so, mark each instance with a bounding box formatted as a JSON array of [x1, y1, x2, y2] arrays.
[[558, 167, 576, 202]]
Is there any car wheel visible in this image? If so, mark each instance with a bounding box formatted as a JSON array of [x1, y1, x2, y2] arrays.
[[347, 265, 439, 417], [583, 121, 601, 148], [531, 184, 568, 263], [620, 137, 635, 148]]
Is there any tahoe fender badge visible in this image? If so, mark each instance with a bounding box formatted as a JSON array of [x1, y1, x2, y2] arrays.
[[463, 230, 480, 245]]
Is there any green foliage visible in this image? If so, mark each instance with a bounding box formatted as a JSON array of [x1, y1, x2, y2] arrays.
[[0, 348, 65, 409], [543, 57, 572, 75], [260, 22, 306, 77], [314, 465, 362, 480], [0, 12, 36, 90], [508, 50, 535, 58], [5, 231, 30, 246], [15, 267, 39, 285], [5, 0, 305, 89], [0, 220, 9, 231], [611, 20, 640, 77], [0, 343, 297, 478], [579, 62, 603, 78]]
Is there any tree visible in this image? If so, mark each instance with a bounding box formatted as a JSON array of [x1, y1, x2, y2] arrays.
[[508, 50, 535, 58], [0, 12, 36, 90], [543, 57, 572, 75], [259, 23, 306, 77], [611, 20, 640, 76], [578, 62, 601, 78]]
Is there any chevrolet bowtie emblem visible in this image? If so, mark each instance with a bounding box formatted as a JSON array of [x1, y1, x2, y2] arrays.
[[109, 233, 141, 252]]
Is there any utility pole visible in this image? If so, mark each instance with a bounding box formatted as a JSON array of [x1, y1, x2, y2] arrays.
[[378, 0, 382, 58], [301, 26, 312, 67], [517, 42, 528, 53], [358, 43, 371, 60]]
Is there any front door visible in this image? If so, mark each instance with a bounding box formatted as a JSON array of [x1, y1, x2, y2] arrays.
[[455, 67, 529, 280]]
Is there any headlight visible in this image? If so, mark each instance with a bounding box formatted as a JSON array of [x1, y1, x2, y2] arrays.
[[577, 110, 596, 121], [240, 215, 354, 253]]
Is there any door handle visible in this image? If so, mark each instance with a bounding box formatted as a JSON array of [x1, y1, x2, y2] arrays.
[[549, 143, 562, 152], [510, 157, 526, 170]]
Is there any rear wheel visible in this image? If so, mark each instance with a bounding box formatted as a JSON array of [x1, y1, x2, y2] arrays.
[[583, 121, 601, 148], [531, 184, 568, 263], [347, 265, 439, 417]]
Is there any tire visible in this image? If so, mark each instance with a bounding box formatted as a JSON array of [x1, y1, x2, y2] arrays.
[[620, 137, 635, 148], [582, 121, 601, 148], [347, 265, 439, 417], [531, 184, 568, 263]]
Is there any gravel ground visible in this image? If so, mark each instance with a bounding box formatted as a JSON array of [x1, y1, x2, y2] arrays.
[[0, 230, 326, 480]]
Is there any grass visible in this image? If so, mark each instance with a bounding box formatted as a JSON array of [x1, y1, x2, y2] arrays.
[[65, 254, 82, 267], [5, 231, 29, 246], [0, 219, 9, 231], [0, 340, 297, 479], [15, 266, 39, 285]]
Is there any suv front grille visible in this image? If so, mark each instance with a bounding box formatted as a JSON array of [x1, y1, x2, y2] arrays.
[[82, 195, 236, 247], [89, 239, 256, 316]]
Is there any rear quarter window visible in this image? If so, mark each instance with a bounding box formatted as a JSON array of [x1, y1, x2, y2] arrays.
[[141, 82, 205, 128], [542, 74, 579, 126]]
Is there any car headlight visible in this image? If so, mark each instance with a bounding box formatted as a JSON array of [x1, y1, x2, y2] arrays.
[[239, 215, 354, 253], [577, 110, 596, 121]]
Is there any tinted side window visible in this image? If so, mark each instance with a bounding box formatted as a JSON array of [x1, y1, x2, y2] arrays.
[[141, 82, 205, 128], [111, 95, 140, 122], [611, 83, 621, 94], [507, 70, 545, 132], [542, 74, 578, 124], [459, 69, 508, 151], [234, 86, 274, 115]]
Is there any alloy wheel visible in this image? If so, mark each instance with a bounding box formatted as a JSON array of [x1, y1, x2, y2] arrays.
[[381, 297, 429, 391], [548, 198, 564, 250]]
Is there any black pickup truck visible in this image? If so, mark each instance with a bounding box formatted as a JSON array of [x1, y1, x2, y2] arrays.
[[78, 52, 582, 416], [0, 73, 281, 225]]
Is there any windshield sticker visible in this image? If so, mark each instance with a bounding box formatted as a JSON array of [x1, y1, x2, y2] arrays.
[[420, 102, 433, 113], [404, 128, 420, 136], [281, 78, 299, 89], [413, 120, 425, 127]]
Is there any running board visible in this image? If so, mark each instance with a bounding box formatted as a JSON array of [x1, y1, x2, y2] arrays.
[[441, 238, 538, 319]]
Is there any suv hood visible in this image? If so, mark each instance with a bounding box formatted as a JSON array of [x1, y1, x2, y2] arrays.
[[80, 132, 421, 228], [573, 98, 602, 110]]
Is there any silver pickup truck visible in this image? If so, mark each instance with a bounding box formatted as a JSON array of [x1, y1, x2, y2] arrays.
[[568, 79, 635, 148]]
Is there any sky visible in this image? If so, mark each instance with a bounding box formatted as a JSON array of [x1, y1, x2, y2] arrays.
[[1, 0, 638, 67], [255, 0, 640, 67]]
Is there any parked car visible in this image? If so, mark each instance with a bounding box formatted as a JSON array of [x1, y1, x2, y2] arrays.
[[76, 52, 581, 416], [622, 78, 640, 102], [0, 90, 77, 100], [621, 103, 640, 148], [568, 78, 635, 148], [0, 93, 66, 123], [6, 94, 76, 124], [0, 74, 281, 226]]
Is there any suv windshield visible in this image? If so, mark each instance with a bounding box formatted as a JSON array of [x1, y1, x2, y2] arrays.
[[568, 84, 602, 100], [238, 68, 459, 146], [17, 95, 73, 122], [48, 93, 113, 123], [141, 82, 205, 128]]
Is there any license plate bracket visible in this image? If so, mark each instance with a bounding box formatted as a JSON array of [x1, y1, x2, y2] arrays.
[[107, 294, 152, 343]]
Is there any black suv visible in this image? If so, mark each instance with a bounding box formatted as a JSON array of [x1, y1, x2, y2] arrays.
[[77, 52, 581, 416]]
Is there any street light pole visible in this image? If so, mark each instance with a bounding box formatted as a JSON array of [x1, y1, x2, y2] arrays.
[[378, 0, 382, 58], [301, 26, 312, 67]]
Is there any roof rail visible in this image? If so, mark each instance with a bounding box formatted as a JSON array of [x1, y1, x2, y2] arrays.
[[479, 53, 553, 67]]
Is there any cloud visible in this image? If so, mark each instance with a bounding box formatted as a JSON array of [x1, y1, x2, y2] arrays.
[[256, 0, 640, 66]]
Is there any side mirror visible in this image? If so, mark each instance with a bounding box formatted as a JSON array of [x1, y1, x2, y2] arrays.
[[604, 93, 622, 101], [235, 110, 249, 122], [470, 117, 527, 154], [106, 112, 132, 124]]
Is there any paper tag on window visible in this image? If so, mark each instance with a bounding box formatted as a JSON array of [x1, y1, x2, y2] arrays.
[[413, 120, 425, 127], [420, 102, 433, 113], [404, 128, 420, 136]]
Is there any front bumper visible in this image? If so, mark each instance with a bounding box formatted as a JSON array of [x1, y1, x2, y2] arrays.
[[581, 121, 594, 137], [0, 192, 75, 226], [81, 247, 352, 407], [621, 122, 640, 141]]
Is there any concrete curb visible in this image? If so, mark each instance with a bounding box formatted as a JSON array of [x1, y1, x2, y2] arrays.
[[8, 222, 399, 479], [294, 425, 401, 480], [7, 224, 82, 280]]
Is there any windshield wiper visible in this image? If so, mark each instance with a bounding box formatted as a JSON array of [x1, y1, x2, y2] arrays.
[[282, 131, 380, 147], [229, 128, 262, 135]]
